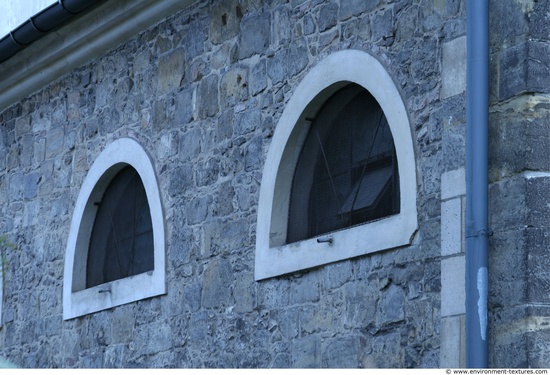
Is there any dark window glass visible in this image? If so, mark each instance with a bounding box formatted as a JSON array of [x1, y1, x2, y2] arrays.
[[86, 166, 154, 288], [287, 83, 400, 243]]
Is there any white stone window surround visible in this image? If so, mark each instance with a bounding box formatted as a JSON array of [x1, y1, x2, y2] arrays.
[[63, 138, 166, 320], [255, 50, 418, 280]]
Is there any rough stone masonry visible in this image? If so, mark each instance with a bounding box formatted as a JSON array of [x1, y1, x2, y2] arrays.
[[7, 0, 540, 368]]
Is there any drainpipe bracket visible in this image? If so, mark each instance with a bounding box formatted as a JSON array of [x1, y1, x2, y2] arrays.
[[466, 228, 493, 239]]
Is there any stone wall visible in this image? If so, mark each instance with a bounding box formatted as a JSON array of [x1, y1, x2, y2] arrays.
[[488, 0, 550, 367], [0, 0, 467, 368]]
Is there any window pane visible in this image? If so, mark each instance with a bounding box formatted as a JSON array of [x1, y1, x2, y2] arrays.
[[287, 83, 400, 243], [86, 166, 154, 288]]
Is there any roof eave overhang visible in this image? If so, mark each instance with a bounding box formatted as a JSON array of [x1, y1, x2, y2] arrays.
[[0, 0, 196, 111], [0, 0, 104, 63]]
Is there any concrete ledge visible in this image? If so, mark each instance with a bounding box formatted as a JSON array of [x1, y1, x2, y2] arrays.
[[440, 315, 465, 367], [441, 167, 466, 200], [441, 255, 466, 317], [441, 197, 462, 256], [441, 36, 466, 99]]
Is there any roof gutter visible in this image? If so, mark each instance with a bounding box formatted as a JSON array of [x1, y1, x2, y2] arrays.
[[465, 0, 490, 368], [0, 0, 102, 63], [0, 0, 195, 111]]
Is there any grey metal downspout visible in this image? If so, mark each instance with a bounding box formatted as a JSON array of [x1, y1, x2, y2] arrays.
[[466, 0, 489, 368]]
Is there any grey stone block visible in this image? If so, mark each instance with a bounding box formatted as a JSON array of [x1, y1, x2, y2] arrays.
[[289, 272, 320, 304], [377, 284, 405, 326], [210, 0, 243, 45], [184, 282, 202, 313], [303, 14, 316, 35], [235, 109, 260, 136], [175, 89, 193, 125], [272, 6, 291, 48], [442, 124, 465, 173], [15, 115, 31, 138], [243, 135, 262, 172], [322, 336, 361, 368], [179, 127, 202, 160], [317, 3, 338, 32], [286, 40, 309, 78], [111, 307, 135, 344], [291, 334, 320, 368], [322, 261, 352, 290], [339, 0, 378, 20], [134, 322, 173, 357], [490, 0, 529, 51], [258, 279, 291, 310], [249, 60, 267, 96], [221, 66, 249, 108], [239, 12, 270, 59], [372, 8, 394, 46], [266, 50, 286, 85], [197, 74, 219, 119], [499, 41, 550, 101], [201, 217, 249, 258], [233, 272, 256, 313], [217, 109, 234, 142], [181, 19, 206, 60], [526, 227, 550, 304], [489, 173, 550, 233], [45, 126, 64, 159], [104, 344, 128, 368], [201, 257, 233, 308], [489, 305, 531, 367], [195, 156, 220, 186], [186, 196, 209, 225], [530, 1, 550, 41], [168, 164, 193, 196], [489, 110, 550, 179], [361, 331, 402, 367]]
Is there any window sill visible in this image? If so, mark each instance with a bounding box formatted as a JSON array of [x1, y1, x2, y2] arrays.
[[64, 271, 165, 320], [255, 210, 417, 280]]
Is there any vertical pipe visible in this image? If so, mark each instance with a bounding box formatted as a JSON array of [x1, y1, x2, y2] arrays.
[[466, 0, 489, 368]]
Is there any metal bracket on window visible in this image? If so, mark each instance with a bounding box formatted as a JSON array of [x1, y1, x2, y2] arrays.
[[98, 289, 111, 293], [316, 236, 333, 244]]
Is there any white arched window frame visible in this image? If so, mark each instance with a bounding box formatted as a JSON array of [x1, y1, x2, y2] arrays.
[[255, 50, 418, 280], [63, 138, 166, 319]]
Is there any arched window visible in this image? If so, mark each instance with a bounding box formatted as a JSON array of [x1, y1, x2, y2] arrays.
[[255, 50, 417, 280], [86, 166, 154, 288], [288, 83, 399, 243], [63, 138, 165, 319]]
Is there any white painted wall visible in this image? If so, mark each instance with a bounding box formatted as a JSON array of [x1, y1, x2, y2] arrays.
[[0, 0, 56, 36]]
